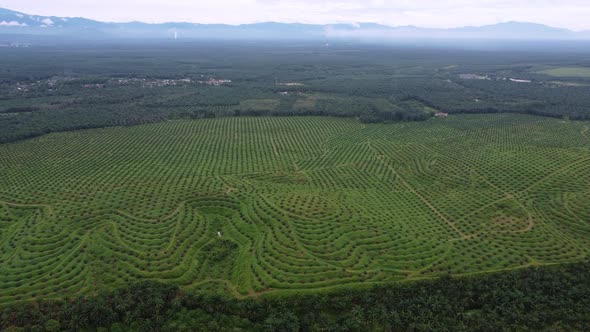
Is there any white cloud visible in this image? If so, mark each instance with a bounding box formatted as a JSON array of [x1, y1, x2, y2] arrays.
[[0, 20, 28, 27], [41, 18, 54, 25], [0, 0, 589, 30]]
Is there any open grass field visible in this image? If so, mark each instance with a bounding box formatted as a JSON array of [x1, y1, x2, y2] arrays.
[[0, 113, 589, 303], [537, 67, 590, 77]]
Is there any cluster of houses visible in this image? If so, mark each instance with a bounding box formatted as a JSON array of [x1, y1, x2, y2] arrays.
[[9, 76, 73, 93], [459, 73, 489, 80], [110, 78, 193, 88], [0, 42, 31, 48], [108, 77, 232, 88], [82, 83, 106, 89], [8, 76, 233, 94], [460, 73, 532, 84], [198, 78, 232, 86]]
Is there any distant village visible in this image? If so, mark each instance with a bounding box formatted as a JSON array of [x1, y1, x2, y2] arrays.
[[0, 42, 31, 48], [459, 73, 532, 83], [110, 77, 232, 88], [4, 76, 232, 93]]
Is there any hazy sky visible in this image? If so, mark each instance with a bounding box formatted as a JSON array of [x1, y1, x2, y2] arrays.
[[2, 0, 590, 30]]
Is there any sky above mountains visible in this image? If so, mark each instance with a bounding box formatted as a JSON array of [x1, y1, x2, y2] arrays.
[[1, 0, 589, 31]]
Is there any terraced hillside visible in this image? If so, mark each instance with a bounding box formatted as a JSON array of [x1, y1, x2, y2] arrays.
[[0, 114, 589, 302]]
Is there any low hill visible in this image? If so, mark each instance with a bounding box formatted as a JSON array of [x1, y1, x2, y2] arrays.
[[1, 7, 589, 41]]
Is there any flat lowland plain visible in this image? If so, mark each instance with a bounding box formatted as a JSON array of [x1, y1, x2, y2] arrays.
[[0, 114, 589, 302], [537, 67, 590, 77]]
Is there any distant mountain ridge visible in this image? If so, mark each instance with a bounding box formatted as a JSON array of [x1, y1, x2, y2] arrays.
[[1, 7, 589, 41]]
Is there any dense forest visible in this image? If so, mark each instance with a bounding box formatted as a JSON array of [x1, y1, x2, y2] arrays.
[[2, 42, 590, 143], [1, 261, 589, 331]]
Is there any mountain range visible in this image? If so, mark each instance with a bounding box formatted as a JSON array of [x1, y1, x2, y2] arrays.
[[1, 7, 589, 42]]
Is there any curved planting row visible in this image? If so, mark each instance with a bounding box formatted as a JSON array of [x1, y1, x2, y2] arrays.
[[0, 114, 588, 301]]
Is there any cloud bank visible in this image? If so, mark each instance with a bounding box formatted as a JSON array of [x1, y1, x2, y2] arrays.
[[0, 20, 28, 27]]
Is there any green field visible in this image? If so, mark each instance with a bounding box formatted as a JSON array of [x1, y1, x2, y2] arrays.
[[537, 67, 590, 77], [240, 99, 281, 112], [1, 114, 589, 302]]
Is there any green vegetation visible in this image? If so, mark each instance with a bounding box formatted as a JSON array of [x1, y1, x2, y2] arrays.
[[240, 99, 281, 112], [2, 261, 590, 331], [2, 42, 590, 329], [1, 114, 589, 304], [3, 43, 590, 143], [537, 67, 590, 77]]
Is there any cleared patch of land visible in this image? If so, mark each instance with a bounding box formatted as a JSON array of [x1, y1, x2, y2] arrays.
[[0, 114, 589, 302], [292, 93, 322, 111], [537, 67, 590, 77], [548, 81, 590, 87]]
